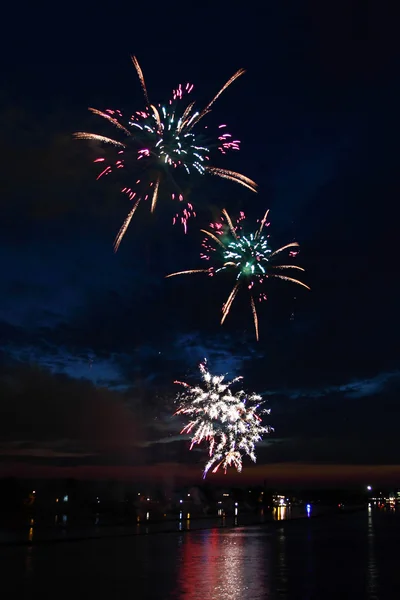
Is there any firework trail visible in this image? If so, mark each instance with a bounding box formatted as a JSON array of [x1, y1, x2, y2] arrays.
[[167, 209, 310, 340], [174, 360, 272, 477], [75, 56, 257, 250]]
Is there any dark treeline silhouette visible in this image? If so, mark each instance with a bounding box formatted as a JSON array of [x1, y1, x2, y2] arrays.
[[0, 477, 392, 524]]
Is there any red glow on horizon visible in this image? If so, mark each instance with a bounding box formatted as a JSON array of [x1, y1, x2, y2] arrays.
[[2, 462, 400, 486]]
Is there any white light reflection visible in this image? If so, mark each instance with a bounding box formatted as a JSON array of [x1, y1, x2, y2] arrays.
[[273, 505, 287, 521], [367, 504, 378, 599], [178, 529, 269, 599], [275, 526, 288, 597]]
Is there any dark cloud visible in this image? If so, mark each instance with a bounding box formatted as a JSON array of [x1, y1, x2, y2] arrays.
[[0, 362, 145, 466]]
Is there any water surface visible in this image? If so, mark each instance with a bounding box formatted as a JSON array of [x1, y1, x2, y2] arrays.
[[1, 506, 398, 599]]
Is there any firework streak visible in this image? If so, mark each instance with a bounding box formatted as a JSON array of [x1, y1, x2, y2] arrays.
[[75, 57, 257, 250], [167, 209, 310, 340], [174, 360, 272, 477]]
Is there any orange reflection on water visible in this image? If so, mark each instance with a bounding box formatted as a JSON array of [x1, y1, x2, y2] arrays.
[[273, 506, 287, 521]]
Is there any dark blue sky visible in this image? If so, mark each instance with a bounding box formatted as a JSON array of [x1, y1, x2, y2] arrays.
[[0, 1, 399, 484]]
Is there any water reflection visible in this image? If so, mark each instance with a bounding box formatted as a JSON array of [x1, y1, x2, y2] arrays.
[[367, 505, 378, 600], [25, 546, 33, 577], [273, 505, 289, 520], [54, 514, 68, 526], [178, 528, 269, 599], [304, 523, 315, 597], [3, 510, 399, 599], [276, 527, 288, 597]]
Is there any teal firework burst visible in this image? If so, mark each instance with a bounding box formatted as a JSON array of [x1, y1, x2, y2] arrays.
[[167, 209, 310, 340]]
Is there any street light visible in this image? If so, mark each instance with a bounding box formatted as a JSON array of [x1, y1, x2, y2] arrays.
[[367, 485, 372, 491]]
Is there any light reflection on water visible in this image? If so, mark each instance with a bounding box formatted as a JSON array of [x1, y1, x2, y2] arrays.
[[276, 526, 288, 596], [1, 508, 400, 599], [304, 521, 315, 598], [273, 505, 288, 520], [20, 505, 297, 545], [178, 528, 268, 600], [24, 546, 33, 577], [28, 518, 34, 542], [367, 505, 378, 600]]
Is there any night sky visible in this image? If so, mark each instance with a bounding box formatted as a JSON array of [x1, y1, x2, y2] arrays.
[[0, 2, 399, 486]]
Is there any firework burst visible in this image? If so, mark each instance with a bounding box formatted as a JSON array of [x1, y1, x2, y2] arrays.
[[74, 56, 257, 250], [174, 360, 272, 477], [167, 209, 310, 340]]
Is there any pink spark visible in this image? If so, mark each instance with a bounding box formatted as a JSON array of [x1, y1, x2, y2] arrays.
[[97, 166, 112, 180]]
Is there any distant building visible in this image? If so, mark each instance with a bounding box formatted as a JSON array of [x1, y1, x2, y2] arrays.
[[272, 494, 287, 507]]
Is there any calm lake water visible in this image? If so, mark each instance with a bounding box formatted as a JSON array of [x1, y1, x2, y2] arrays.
[[1, 506, 398, 599]]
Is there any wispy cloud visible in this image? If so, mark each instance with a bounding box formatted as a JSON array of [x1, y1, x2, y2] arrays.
[[3, 344, 128, 389], [275, 370, 400, 401], [172, 332, 261, 377]]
